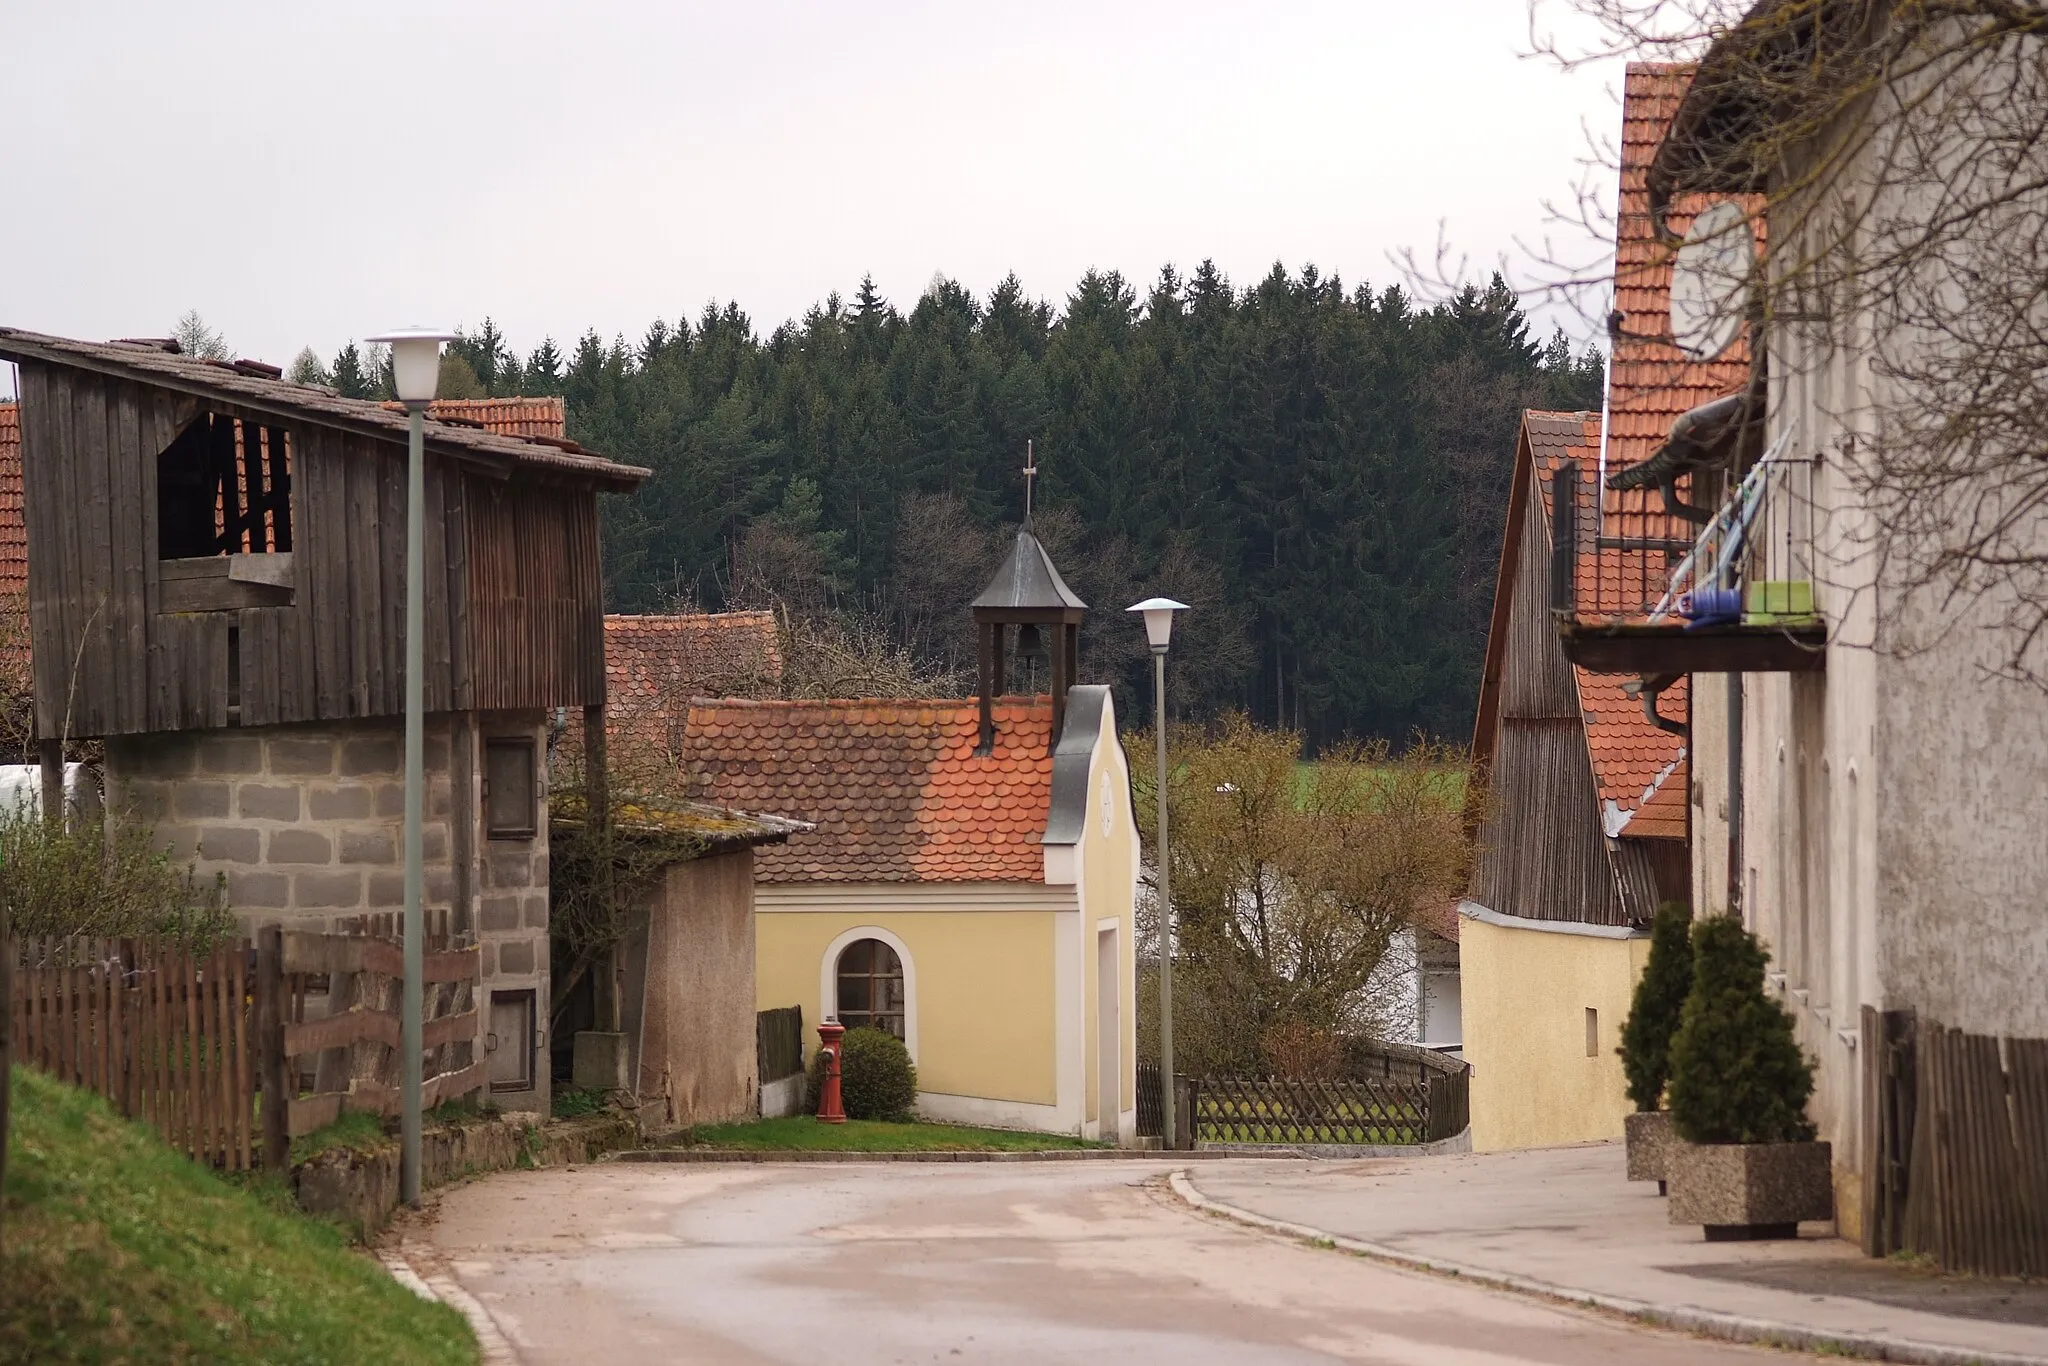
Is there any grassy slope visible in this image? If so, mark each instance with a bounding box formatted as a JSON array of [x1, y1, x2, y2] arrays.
[[1, 1066, 475, 1366], [689, 1116, 1102, 1152]]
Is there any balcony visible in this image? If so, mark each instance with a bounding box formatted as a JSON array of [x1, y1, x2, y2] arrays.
[[1551, 437, 1827, 675]]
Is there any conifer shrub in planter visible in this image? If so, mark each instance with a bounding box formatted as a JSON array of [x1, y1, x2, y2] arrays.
[[1665, 915, 1831, 1240], [1618, 902, 1692, 1189]]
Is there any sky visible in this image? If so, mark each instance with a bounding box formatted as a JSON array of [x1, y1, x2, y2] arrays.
[[0, 1, 1626, 390]]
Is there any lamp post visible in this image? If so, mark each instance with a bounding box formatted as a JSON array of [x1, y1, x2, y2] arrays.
[[366, 326, 456, 1208], [1127, 597, 1188, 1148]]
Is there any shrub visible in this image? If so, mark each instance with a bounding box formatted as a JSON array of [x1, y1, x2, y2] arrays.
[[1618, 901, 1693, 1111], [0, 804, 231, 945], [805, 1027, 918, 1121], [1666, 915, 1816, 1145]]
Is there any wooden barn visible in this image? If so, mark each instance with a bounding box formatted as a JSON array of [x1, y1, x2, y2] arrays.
[[0, 328, 649, 1112]]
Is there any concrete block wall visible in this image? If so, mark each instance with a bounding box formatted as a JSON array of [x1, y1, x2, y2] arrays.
[[105, 710, 554, 1110], [108, 719, 458, 926]]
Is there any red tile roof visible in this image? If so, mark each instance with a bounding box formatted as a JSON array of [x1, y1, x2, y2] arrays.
[[608, 612, 783, 701], [1606, 62, 1760, 514], [601, 613, 784, 779], [679, 696, 1055, 883], [1537, 62, 1729, 836], [1525, 410, 1690, 838], [382, 396, 567, 441], [0, 402, 23, 603]]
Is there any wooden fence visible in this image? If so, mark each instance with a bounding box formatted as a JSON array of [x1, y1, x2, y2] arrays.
[[7, 922, 482, 1172], [1864, 1006, 2048, 1277], [267, 919, 483, 1157], [757, 1005, 804, 1084], [1138, 1061, 1470, 1148], [9, 936, 255, 1169]]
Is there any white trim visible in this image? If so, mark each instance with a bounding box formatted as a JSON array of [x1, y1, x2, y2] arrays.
[[818, 925, 919, 1064], [917, 1090, 1070, 1134], [1053, 910, 1084, 1131], [1042, 844, 1078, 885], [1094, 916, 1132, 1144], [760, 882, 1077, 913], [1458, 898, 1646, 940]]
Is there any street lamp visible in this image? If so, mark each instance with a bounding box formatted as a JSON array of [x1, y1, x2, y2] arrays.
[[1127, 597, 1188, 1148], [366, 326, 456, 1209]]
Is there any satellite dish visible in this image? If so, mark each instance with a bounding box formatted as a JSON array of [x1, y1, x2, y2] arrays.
[[1669, 200, 1755, 361]]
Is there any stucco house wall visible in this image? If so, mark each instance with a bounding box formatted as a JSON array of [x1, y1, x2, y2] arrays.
[[1679, 41, 2048, 1236], [1460, 906, 1649, 1152], [753, 892, 1069, 1128]]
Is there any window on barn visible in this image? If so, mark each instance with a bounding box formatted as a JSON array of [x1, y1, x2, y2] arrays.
[[156, 412, 293, 558], [834, 938, 905, 1039], [484, 737, 538, 839]]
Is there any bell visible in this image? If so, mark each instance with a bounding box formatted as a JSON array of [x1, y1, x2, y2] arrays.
[[1014, 623, 1047, 663]]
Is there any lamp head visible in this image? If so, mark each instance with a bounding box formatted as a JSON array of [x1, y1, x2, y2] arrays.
[[365, 326, 459, 405], [1126, 597, 1190, 652]]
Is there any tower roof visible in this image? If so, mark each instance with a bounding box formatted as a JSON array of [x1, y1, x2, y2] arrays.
[[971, 525, 1087, 613]]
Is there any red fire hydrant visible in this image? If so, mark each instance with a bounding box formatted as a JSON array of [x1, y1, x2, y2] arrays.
[[816, 1018, 847, 1124]]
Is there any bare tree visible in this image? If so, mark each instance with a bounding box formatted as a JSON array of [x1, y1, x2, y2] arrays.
[[172, 310, 231, 362], [1127, 716, 1476, 1073]]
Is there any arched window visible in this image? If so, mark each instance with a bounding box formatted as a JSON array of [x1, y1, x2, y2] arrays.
[[834, 938, 906, 1039]]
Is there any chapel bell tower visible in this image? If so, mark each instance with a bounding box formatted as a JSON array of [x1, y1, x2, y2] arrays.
[[972, 443, 1086, 755]]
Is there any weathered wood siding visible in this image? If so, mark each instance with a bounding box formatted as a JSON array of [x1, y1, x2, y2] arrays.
[[463, 477, 605, 711], [19, 364, 605, 739], [1469, 484, 1625, 925]]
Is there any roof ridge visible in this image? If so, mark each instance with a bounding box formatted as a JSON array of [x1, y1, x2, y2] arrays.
[[686, 694, 1053, 712]]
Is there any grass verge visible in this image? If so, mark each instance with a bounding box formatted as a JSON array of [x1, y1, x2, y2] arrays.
[[1, 1065, 476, 1366], [687, 1115, 1103, 1153]]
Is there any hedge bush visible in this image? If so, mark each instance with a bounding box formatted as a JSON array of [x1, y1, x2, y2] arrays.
[[805, 1027, 918, 1121], [1618, 901, 1693, 1112], [1666, 915, 1816, 1145]]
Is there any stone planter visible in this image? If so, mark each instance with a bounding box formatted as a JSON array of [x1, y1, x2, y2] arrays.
[[1667, 1140, 1833, 1240], [1624, 1110, 1675, 1191]]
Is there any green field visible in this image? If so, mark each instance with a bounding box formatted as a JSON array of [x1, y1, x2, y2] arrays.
[[686, 1116, 1104, 1153], [2, 1066, 476, 1366]]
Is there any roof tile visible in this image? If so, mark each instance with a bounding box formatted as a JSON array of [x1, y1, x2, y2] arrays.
[[679, 696, 1055, 883]]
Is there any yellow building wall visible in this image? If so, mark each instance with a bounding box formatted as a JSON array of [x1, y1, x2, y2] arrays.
[[1462, 915, 1650, 1151], [1078, 716, 1140, 1127], [754, 908, 1060, 1106]]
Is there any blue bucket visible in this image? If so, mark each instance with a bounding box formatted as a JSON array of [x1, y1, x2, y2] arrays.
[[1680, 587, 1743, 627]]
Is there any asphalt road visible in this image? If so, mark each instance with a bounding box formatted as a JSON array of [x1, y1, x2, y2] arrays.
[[409, 1159, 1821, 1365]]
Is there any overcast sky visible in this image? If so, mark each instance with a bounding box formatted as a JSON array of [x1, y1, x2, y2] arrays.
[[0, 1, 1623, 388]]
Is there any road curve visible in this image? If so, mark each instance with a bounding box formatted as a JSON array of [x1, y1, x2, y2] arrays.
[[408, 1159, 1818, 1365]]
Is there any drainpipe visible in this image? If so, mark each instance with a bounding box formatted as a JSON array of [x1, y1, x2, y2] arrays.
[[1727, 674, 1744, 920]]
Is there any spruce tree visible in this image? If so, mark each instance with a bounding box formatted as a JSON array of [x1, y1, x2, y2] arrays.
[[329, 342, 375, 399], [1667, 916, 1816, 1145], [1618, 901, 1693, 1111]]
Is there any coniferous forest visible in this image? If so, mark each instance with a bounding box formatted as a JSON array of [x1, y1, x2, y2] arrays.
[[311, 263, 1601, 747]]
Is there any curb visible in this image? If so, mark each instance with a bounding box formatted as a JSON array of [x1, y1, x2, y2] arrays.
[[609, 1147, 1293, 1164], [1166, 1170, 2048, 1366], [380, 1249, 522, 1366]]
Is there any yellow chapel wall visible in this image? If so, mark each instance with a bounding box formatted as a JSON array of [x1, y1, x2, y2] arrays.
[[1461, 911, 1650, 1151], [1073, 699, 1140, 1136], [754, 903, 1062, 1113]]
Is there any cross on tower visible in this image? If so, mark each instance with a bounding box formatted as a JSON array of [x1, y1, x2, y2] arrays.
[[1021, 439, 1037, 524]]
